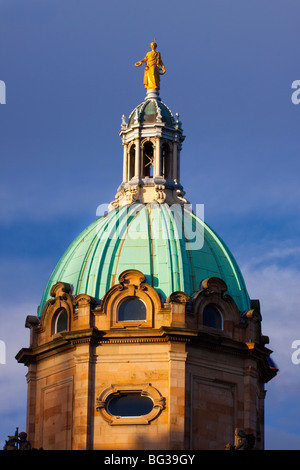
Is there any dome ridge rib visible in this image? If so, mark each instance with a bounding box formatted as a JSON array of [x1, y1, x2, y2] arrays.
[[76, 218, 108, 295], [164, 204, 183, 292], [107, 203, 145, 291], [173, 207, 195, 294], [160, 204, 182, 294], [98, 205, 133, 295], [81, 209, 121, 297], [146, 205, 155, 288]]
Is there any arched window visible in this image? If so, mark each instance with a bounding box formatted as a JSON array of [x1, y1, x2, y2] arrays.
[[162, 142, 171, 180], [142, 141, 154, 177], [203, 304, 223, 330], [117, 297, 147, 322], [52, 308, 68, 334], [129, 144, 135, 180]]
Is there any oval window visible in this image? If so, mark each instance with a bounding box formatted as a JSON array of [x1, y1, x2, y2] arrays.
[[203, 304, 222, 329], [107, 393, 153, 417], [118, 297, 146, 322]]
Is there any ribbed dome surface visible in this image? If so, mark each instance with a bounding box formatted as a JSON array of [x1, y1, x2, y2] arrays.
[[128, 99, 174, 127], [38, 203, 250, 316]]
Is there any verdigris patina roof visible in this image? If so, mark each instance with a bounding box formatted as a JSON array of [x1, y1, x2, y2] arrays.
[[128, 99, 174, 127], [38, 203, 251, 316]]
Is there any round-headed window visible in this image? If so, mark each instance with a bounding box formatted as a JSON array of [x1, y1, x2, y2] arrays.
[[203, 304, 223, 330], [107, 393, 154, 417], [52, 308, 68, 334], [117, 297, 146, 322]]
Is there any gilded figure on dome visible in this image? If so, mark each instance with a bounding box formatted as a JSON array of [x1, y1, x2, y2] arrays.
[[135, 41, 166, 90]]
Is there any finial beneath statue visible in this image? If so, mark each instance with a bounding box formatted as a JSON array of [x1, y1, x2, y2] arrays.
[[135, 40, 166, 91]]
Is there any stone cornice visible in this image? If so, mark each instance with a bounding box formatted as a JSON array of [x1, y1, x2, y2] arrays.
[[16, 325, 199, 365]]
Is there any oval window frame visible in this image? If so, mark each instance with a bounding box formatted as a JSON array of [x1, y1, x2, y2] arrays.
[[106, 392, 154, 417], [96, 383, 165, 425]]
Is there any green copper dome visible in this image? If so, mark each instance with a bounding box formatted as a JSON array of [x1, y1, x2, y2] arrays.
[[128, 99, 174, 127], [38, 203, 250, 317]]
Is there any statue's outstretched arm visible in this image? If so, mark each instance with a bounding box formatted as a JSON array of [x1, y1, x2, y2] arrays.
[[135, 57, 147, 67]]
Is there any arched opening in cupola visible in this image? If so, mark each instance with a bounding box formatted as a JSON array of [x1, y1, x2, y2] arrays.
[[142, 141, 154, 178], [162, 142, 171, 180], [129, 144, 136, 180]]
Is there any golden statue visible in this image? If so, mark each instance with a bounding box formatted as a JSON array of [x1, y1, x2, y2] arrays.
[[135, 41, 166, 90]]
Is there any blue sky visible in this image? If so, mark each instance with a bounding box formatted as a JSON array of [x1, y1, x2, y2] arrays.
[[1, 0, 300, 450]]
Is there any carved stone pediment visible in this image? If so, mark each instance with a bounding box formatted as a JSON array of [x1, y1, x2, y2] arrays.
[[166, 291, 190, 305], [187, 277, 242, 336], [34, 282, 75, 343], [117, 269, 147, 288], [49, 282, 73, 299], [73, 294, 97, 308], [200, 277, 228, 296], [96, 269, 162, 329]]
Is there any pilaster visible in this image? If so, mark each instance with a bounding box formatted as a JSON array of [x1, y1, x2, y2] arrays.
[[72, 342, 96, 450], [168, 344, 188, 450]]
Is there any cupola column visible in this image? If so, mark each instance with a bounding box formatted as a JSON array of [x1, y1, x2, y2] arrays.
[[172, 142, 178, 181], [177, 146, 181, 183], [134, 138, 141, 177], [155, 138, 161, 177], [123, 143, 128, 182]]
